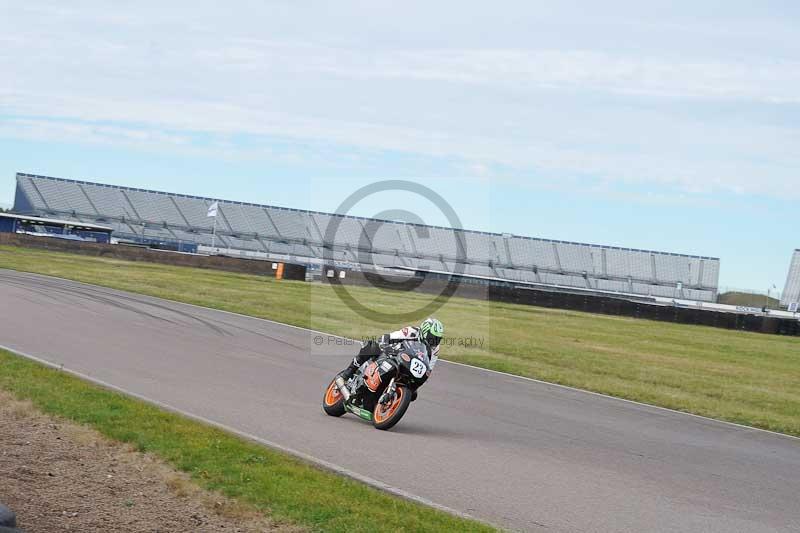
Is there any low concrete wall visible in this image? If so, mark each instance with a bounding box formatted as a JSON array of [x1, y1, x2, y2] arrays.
[[489, 285, 800, 335], [0, 233, 307, 280]]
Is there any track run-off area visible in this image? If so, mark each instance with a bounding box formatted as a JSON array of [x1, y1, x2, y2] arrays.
[[1, 270, 798, 532]]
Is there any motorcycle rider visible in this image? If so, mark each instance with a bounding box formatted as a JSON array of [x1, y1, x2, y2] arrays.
[[337, 317, 445, 381]]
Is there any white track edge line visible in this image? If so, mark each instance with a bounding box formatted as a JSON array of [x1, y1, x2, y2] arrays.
[[0, 343, 491, 528], [6, 268, 800, 443]]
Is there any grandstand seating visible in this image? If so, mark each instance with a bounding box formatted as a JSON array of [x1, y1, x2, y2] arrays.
[[464, 232, 503, 264], [12, 173, 721, 301], [366, 220, 417, 255], [781, 250, 800, 307], [312, 213, 370, 250]]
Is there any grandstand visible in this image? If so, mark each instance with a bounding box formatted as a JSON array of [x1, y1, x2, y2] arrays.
[[781, 250, 800, 309], [12, 173, 720, 301]]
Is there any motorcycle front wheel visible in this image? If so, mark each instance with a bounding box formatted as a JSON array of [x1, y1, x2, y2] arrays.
[[322, 379, 346, 417], [372, 385, 412, 430]]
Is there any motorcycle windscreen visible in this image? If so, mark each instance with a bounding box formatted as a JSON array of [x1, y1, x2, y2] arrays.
[[400, 340, 431, 364]]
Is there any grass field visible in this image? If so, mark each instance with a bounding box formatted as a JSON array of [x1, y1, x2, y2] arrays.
[[1, 244, 799, 438], [0, 349, 493, 533], [718, 291, 780, 309]]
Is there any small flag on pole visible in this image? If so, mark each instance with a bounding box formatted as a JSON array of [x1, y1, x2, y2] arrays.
[[207, 201, 219, 218]]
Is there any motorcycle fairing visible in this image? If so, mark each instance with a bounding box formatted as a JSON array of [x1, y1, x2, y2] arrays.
[[364, 361, 381, 392]]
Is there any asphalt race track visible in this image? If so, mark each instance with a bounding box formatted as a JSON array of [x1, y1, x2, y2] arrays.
[[1, 270, 799, 532]]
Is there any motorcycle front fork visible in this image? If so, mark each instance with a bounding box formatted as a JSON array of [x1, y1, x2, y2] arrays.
[[378, 378, 397, 405]]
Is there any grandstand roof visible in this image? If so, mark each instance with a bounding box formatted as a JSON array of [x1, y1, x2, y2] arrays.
[[1, 211, 112, 232], [15, 172, 718, 260]]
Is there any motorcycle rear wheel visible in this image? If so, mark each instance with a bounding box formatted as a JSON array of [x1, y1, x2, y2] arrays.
[[322, 379, 346, 417], [372, 385, 412, 430]]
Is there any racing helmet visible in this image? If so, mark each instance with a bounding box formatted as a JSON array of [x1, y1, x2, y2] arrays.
[[419, 317, 444, 347]]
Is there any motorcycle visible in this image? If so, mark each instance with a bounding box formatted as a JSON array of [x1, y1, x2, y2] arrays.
[[322, 339, 431, 430]]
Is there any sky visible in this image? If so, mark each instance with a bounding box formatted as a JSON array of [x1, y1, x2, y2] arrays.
[[0, 1, 798, 292]]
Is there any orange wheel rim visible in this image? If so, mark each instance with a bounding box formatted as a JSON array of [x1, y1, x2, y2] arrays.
[[374, 388, 404, 423], [324, 381, 341, 406]]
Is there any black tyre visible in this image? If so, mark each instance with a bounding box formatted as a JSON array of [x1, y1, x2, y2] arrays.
[[372, 385, 412, 431], [322, 379, 346, 417]]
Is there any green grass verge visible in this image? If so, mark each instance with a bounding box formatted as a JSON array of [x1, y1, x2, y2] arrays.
[[1, 245, 799, 437], [0, 349, 493, 533]]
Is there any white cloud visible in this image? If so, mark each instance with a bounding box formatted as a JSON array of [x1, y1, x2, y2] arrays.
[[0, 1, 799, 198], [313, 48, 800, 103], [0, 118, 191, 148]]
